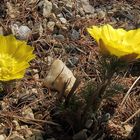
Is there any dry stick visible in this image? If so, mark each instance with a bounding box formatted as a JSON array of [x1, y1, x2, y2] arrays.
[[0, 113, 59, 126], [120, 76, 140, 106], [122, 108, 140, 124]]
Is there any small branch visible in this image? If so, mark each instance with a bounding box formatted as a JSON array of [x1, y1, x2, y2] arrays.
[[122, 108, 140, 124], [121, 76, 140, 106], [0, 113, 59, 126]]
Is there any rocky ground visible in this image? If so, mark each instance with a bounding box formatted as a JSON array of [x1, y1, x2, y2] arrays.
[[0, 0, 140, 140]]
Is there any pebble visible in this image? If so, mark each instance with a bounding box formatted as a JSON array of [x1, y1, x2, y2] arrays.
[[43, 59, 76, 96], [73, 129, 88, 140], [9, 132, 25, 140], [32, 23, 43, 37], [18, 25, 32, 40], [52, 3, 60, 14], [47, 21, 55, 31], [70, 29, 80, 40], [0, 134, 6, 140], [97, 10, 106, 19], [43, 0, 52, 18], [22, 107, 34, 120], [45, 56, 54, 66], [80, 0, 95, 14], [59, 17, 67, 24], [0, 26, 4, 35], [85, 119, 93, 129], [67, 57, 79, 67], [53, 34, 65, 41]]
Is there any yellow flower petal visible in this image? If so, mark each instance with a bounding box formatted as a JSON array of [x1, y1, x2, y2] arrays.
[[0, 35, 35, 81], [87, 24, 140, 61]]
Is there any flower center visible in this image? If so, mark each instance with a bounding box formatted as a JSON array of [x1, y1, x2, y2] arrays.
[[0, 54, 17, 79]]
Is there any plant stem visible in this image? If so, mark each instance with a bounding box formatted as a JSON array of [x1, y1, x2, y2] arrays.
[[82, 71, 114, 123]]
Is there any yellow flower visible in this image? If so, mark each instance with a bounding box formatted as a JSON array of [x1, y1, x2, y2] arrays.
[[87, 24, 140, 60], [0, 34, 35, 81]]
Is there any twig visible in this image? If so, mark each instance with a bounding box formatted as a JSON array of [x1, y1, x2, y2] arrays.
[[121, 76, 140, 106], [0, 113, 59, 126], [122, 108, 140, 124]]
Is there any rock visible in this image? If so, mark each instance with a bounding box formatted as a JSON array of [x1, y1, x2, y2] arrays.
[[22, 107, 34, 120], [73, 129, 88, 140], [52, 3, 60, 14], [43, 59, 76, 95], [85, 119, 93, 129], [80, 0, 95, 14], [47, 21, 55, 31], [97, 9, 106, 19], [124, 124, 133, 136], [9, 132, 25, 140], [28, 0, 37, 4], [6, 2, 19, 18], [0, 26, 4, 35], [11, 24, 32, 40], [20, 125, 33, 138], [66, 1, 73, 10], [79, 8, 85, 17], [11, 23, 19, 36], [27, 131, 43, 140], [43, 0, 52, 18], [0, 134, 6, 140], [53, 34, 65, 41], [32, 23, 43, 38], [70, 29, 80, 40], [45, 56, 54, 66], [59, 17, 67, 24], [12, 120, 21, 130], [67, 57, 79, 67], [18, 25, 32, 40], [65, 43, 77, 53]]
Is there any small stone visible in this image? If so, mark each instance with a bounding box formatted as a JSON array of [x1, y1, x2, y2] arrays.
[[66, 2, 73, 10], [12, 120, 20, 130], [43, 59, 76, 96], [27, 131, 43, 140], [67, 57, 79, 67], [59, 17, 67, 24], [18, 25, 32, 40], [32, 23, 43, 37], [28, 0, 37, 4], [53, 34, 65, 41], [45, 56, 54, 66], [43, 0, 52, 18], [11, 24, 32, 40], [33, 73, 40, 80], [52, 3, 60, 14], [97, 10, 106, 19], [85, 119, 93, 129], [0, 26, 4, 35], [70, 29, 80, 40], [9, 132, 25, 140], [20, 125, 33, 138], [47, 21, 55, 31], [32, 88, 38, 94], [79, 8, 85, 16], [73, 129, 88, 140], [22, 107, 34, 120], [6, 2, 19, 18], [124, 124, 133, 135], [80, 0, 95, 14], [57, 13, 63, 18], [0, 134, 6, 140]]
